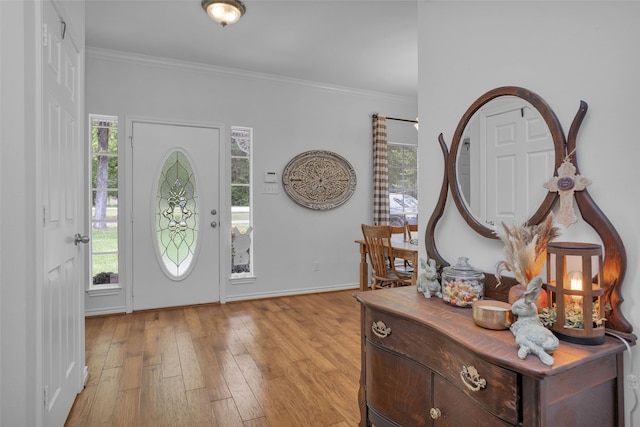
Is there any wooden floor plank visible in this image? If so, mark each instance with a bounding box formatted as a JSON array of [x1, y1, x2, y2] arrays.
[[86, 367, 123, 426], [66, 290, 361, 427], [219, 349, 264, 421], [176, 331, 206, 391], [161, 375, 190, 426], [243, 417, 271, 427], [124, 312, 146, 357], [113, 388, 140, 427], [160, 325, 182, 378], [120, 354, 143, 391], [211, 397, 245, 427], [143, 314, 161, 367], [192, 336, 233, 402], [186, 388, 216, 426], [138, 365, 164, 427], [64, 383, 97, 427]]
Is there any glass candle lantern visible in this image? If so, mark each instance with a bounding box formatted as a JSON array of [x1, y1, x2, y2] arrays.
[[546, 242, 605, 345]]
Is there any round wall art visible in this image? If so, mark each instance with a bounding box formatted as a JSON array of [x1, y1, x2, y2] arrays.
[[282, 150, 357, 210]]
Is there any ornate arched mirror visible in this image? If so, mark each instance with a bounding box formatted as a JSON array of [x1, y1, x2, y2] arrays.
[[426, 86, 634, 341], [447, 87, 565, 238]]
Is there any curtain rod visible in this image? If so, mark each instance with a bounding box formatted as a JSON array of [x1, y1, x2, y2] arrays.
[[372, 114, 418, 124]]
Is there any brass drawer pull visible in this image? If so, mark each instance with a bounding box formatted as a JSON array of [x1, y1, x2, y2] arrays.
[[460, 365, 486, 392], [429, 407, 442, 419], [372, 321, 391, 338]]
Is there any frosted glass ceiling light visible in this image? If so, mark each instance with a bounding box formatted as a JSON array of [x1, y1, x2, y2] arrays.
[[202, 0, 246, 27]]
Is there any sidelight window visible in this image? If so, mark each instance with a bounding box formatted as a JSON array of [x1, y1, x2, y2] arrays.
[[231, 127, 253, 277], [89, 115, 119, 287]]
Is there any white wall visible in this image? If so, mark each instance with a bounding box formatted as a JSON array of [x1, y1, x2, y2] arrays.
[[1, 2, 39, 425], [85, 50, 417, 313], [418, 2, 640, 425]]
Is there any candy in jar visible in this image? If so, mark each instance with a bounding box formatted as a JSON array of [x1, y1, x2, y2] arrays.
[[441, 257, 485, 307]]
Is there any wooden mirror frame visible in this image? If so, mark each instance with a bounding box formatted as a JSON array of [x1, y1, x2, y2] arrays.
[[448, 86, 565, 239], [426, 87, 635, 342]]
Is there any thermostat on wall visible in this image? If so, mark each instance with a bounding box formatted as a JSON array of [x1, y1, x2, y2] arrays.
[[264, 171, 278, 183]]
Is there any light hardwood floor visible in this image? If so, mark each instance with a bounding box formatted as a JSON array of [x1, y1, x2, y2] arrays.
[[65, 290, 362, 427]]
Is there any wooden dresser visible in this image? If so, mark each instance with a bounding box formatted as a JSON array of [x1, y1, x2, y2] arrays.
[[354, 287, 627, 427]]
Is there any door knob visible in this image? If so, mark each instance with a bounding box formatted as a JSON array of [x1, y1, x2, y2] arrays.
[[210, 221, 217, 228], [74, 234, 90, 246]]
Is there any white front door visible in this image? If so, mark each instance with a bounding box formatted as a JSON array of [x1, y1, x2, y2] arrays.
[[131, 121, 221, 310], [42, 1, 85, 424]]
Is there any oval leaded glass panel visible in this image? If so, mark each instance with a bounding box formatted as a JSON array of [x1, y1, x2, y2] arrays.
[[155, 150, 199, 279]]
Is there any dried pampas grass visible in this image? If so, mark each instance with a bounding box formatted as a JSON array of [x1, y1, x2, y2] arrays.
[[495, 213, 560, 286]]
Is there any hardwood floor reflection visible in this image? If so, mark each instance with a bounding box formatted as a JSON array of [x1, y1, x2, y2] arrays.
[[65, 290, 361, 427]]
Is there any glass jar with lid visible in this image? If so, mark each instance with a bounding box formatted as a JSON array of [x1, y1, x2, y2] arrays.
[[441, 257, 485, 307]]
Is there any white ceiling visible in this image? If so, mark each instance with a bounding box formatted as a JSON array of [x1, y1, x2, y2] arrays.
[[85, 0, 418, 99]]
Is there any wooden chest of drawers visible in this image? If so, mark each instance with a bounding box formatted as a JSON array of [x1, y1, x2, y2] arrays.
[[355, 287, 627, 427]]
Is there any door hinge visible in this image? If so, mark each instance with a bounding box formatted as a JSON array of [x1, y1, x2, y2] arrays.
[[43, 385, 48, 408], [130, 135, 133, 148], [42, 207, 46, 226], [42, 24, 48, 47]]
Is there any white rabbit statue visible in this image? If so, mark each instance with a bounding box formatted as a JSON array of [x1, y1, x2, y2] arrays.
[[509, 277, 559, 366], [417, 258, 442, 299]]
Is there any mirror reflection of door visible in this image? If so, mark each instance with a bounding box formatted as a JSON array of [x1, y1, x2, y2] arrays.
[[461, 97, 554, 226]]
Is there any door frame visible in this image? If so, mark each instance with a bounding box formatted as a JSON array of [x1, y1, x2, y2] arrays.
[[124, 116, 230, 312]]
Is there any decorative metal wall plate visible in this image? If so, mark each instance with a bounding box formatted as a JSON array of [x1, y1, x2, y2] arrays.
[[282, 150, 357, 210]]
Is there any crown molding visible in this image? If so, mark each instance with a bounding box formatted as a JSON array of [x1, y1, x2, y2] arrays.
[[86, 47, 416, 103]]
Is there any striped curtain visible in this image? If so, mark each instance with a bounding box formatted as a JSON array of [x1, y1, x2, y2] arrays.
[[372, 114, 389, 225]]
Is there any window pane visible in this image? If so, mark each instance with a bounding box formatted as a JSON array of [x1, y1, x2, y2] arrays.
[[231, 129, 251, 156], [91, 221, 118, 252], [91, 120, 118, 154], [156, 151, 199, 278], [232, 207, 251, 233], [231, 158, 250, 184], [388, 142, 418, 226], [231, 185, 250, 207], [92, 253, 118, 283]]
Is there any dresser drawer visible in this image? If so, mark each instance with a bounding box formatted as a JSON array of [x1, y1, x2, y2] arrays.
[[366, 344, 431, 426], [433, 374, 513, 426], [365, 306, 519, 424]]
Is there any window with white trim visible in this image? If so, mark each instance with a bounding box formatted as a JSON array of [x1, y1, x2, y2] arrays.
[[230, 127, 253, 277], [388, 142, 418, 227], [89, 115, 119, 287]]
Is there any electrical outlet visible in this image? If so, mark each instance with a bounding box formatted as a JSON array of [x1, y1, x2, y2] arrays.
[[313, 261, 320, 271], [627, 374, 638, 390]]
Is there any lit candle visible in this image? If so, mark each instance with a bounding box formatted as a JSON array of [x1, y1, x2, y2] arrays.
[[565, 271, 583, 317], [570, 272, 583, 291]]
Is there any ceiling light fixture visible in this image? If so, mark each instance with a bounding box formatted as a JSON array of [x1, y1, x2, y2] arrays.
[[201, 0, 246, 27]]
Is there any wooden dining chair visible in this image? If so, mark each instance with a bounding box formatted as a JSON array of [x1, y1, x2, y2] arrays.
[[361, 224, 413, 290], [405, 221, 418, 240], [389, 224, 407, 241], [389, 223, 412, 273], [391, 221, 418, 274]]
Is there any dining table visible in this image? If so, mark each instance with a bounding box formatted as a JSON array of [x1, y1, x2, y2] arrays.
[[355, 234, 419, 291]]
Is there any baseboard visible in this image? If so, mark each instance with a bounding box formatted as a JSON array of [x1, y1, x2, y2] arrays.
[[225, 283, 360, 302], [84, 305, 127, 317]]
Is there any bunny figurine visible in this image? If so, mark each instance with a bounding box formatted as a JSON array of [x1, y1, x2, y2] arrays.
[[417, 258, 442, 299], [509, 277, 559, 366]]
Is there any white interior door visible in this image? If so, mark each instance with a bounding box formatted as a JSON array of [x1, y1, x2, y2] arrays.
[[42, 1, 84, 424], [132, 121, 220, 310], [484, 104, 554, 224]]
